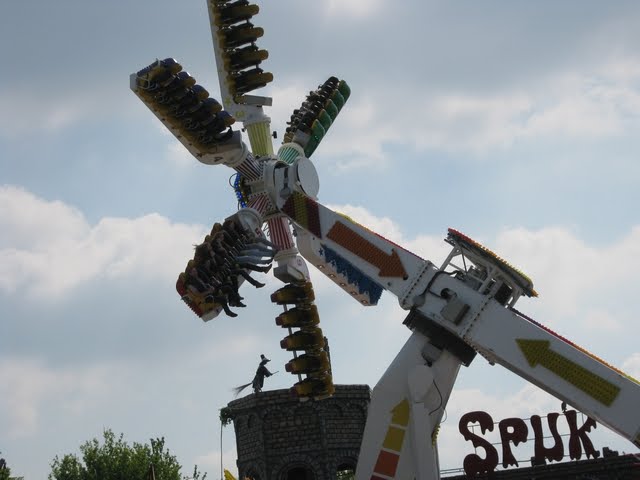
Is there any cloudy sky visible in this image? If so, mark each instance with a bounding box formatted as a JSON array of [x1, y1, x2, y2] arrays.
[[1, 0, 639, 478]]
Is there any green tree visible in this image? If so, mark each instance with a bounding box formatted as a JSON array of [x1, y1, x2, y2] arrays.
[[49, 429, 206, 480], [0, 451, 11, 480]]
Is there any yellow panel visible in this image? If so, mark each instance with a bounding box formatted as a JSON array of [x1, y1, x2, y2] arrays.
[[382, 426, 406, 452], [390, 398, 410, 426], [245, 121, 274, 156]]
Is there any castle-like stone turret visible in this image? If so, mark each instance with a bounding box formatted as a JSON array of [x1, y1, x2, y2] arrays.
[[224, 384, 370, 480]]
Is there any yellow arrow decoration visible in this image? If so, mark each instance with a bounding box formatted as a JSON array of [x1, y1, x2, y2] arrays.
[[391, 398, 410, 426], [383, 426, 406, 451], [516, 339, 620, 406]]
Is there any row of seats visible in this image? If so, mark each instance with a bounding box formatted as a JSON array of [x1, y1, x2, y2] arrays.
[[134, 58, 236, 149], [284, 76, 351, 157], [177, 217, 276, 318], [209, 0, 273, 98], [272, 282, 335, 399]]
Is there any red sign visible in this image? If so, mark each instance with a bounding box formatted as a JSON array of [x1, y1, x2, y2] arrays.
[[459, 409, 600, 476]]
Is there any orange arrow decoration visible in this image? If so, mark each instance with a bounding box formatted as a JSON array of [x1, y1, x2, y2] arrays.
[[327, 221, 407, 278]]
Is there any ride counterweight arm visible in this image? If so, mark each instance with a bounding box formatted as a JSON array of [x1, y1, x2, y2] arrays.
[[415, 263, 640, 448], [280, 190, 640, 449], [465, 300, 640, 446]]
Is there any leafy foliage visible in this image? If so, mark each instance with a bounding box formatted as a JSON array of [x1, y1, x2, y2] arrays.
[[0, 452, 11, 480], [48, 429, 206, 480], [219, 407, 233, 427]]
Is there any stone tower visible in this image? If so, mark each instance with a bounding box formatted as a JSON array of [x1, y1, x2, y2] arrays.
[[224, 384, 370, 480]]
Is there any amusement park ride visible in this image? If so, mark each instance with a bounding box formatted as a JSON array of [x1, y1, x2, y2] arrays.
[[131, 2, 640, 479]]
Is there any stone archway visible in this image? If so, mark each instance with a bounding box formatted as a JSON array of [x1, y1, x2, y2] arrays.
[[335, 457, 357, 478], [245, 469, 261, 480], [283, 465, 316, 480]]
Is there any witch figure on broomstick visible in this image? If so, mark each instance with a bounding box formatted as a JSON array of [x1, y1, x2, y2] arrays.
[[233, 354, 277, 396]]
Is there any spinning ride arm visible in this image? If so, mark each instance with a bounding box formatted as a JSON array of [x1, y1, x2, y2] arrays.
[[130, 1, 350, 400]]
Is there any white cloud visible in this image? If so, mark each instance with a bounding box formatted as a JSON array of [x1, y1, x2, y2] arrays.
[[0, 185, 205, 299], [494, 226, 640, 320], [404, 234, 452, 268], [194, 447, 238, 479], [195, 334, 262, 365], [313, 96, 401, 169], [605, 57, 640, 80], [493, 226, 598, 315], [0, 82, 135, 138], [0, 357, 117, 438], [165, 136, 199, 168], [306, 90, 528, 169], [0, 91, 85, 137], [583, 310, 622, 332], [423, 93, 533, 151], [300, 56, 640, 168], [0, 186, 88, 250], [434, 80, 623, 150], [325, 0, 383, 20], [622, 353, 640, 380], [521, 73, 627, 138]]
